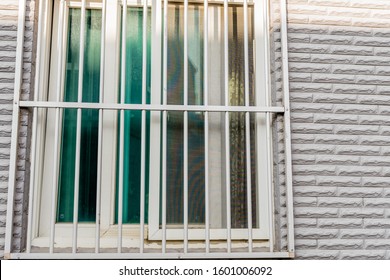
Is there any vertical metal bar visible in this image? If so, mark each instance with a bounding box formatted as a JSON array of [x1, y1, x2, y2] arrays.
[[26, 0, 45, 254], [280, 0, 295, 255], [243, 0, 253, 253], [49, 0, 66, 254], [266, 110, 274, 252], [203, 0, 210, 254], [223, 0, 231, 253], [118, 0, 128, 254], [263, 0, 274, 253], [72, 0, 87, 254], [139, 0, 148, 254], [183, 0, 189, 254], [95, 0, 107, 254], [162, 0, 168, 253], [4, 0, 27, 259]]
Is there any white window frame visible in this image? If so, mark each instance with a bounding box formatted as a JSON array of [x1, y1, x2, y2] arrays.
[[147, 0, 272, 241], [29, 0, 277, 250]]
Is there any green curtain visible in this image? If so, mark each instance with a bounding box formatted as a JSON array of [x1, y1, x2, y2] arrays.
[[115, 7, 151, 224], [57, 9, 102, 222]]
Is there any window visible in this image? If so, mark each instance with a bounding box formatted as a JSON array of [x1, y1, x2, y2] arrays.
[[18, 0, 293, 258]]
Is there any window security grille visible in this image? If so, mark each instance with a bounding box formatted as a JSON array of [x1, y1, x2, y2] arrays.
[[5, 0, 294, 259]]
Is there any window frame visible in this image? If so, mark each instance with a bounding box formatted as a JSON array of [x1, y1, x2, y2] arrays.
[[30, 0, 276, 248], [147, 0, 272, 241]]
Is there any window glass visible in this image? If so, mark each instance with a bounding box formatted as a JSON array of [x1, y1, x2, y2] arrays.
[[115, 7, 151, 224], [57, 8, 102, 222], [162, 3, 257, 228]]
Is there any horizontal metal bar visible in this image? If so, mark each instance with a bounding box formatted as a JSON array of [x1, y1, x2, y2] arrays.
[[19, 101, 285, 113], [9, 252, 293, 259], [156, 0, 255, 5]]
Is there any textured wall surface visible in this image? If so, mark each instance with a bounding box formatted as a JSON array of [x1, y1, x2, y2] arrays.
[[0, 0, 36, 258], [286, 0, 390, 259], [1, 0, 390, 259]]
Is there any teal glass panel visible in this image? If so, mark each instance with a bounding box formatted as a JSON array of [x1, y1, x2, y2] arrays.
[[115, 7, 151, 224], [57, 8, 102, 222]]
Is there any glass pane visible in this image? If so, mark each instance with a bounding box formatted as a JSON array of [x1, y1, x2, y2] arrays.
[[228, 5, 256, 228], [162, 3, 256, 228], [115, 7, 151, 224], [165, 4, 205, 225], [57, 8, 102, 222]]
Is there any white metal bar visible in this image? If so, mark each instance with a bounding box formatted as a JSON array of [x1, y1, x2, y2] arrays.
[[4, 0, 27, 258], [266, 110, 274, 253], [72, 0, 87, 254], [243, 0, 253, 253], [139, 0, 148, 254], [118, 0, 128, 252], [10, 251, 293, 259], [26, 0, 46, 254], [223, 0, 231, 253], [20, 101, 285, 113], [95, 0, 107, 254], [118, 0, 128, 253], [162, 0, 168, 254], [280, 0, 295, 255], [183, 0, 189, 254], [49, 0, 67, 254], [263, 0, 274, 253], [203, 0, 210, 254]]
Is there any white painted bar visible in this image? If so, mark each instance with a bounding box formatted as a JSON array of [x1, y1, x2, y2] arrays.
[[280, 0, 295, 255], [20, 101, 285, 113], [203, 0, 210, 254], [223, 0, 231, 253], [183, 0, 189, 254], [118, 0, 128, 253], [95, 0, 107, 254], [263, 0, 274, 253], [162, 0, 168, 253], [139, 0, 148, 254], [243, 0, 253, 252]]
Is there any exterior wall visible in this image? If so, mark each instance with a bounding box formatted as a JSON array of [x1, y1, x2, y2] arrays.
[[0, 0, 37, 258], [285, 0, 390, 259], [0, 0, 389, 259]]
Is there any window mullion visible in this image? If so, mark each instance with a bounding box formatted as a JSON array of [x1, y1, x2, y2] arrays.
[[50, 0, 67, 254], [26, 0, 47, 254]]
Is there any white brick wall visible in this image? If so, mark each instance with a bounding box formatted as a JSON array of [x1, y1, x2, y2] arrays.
[[286, 0, 390, 259], [0, 0, 36, 258], [0, 0, 389, 259]]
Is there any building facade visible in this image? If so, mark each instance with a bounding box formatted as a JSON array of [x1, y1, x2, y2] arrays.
[[1, 0, 390, 259]]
